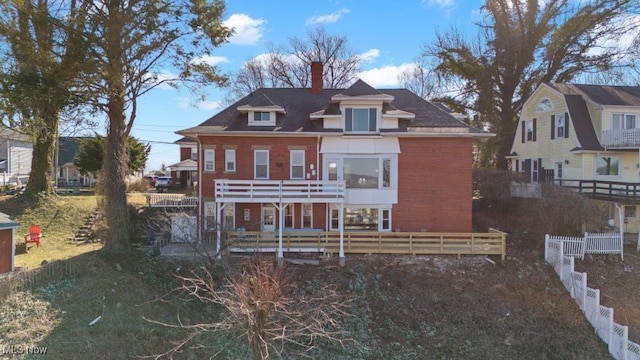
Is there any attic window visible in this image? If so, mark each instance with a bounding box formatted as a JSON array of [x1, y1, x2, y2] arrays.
[[536, 98, 552, 112], [249, 111, 275, 126], [345, 108, 377, 133]]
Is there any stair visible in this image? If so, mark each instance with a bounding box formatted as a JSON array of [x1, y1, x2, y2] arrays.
[[68, 209, 101, 244]]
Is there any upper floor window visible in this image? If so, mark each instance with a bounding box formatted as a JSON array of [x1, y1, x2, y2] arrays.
[[345, 108, 377, 133], [595, 156, 619, 177], [225, 149, 236, 173], [612, 113, 637, 130], [554, 113, 565, 139], [290, 150, 305, 179], [249, 111, 275, 126], [536, 98, 552, 112], [254, 150, 269, 179], [522, 119, 536, 142], [204, 149, 215, 172], [190, 147, 197, 160]]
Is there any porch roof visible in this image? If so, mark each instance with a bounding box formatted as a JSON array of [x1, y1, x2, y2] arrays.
[[168, 159, 197, 172]]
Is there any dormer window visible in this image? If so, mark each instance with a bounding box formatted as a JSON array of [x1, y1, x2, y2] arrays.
[[345, 107, 377, 133], [249, 111, 275, 126]]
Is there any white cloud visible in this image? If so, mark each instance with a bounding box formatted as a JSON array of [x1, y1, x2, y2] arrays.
[[358, 49, 380, 64], [305, 8, 350, 25], [358, 63, 415, 88], [224, 14, 266, 45], [191, 55, 230, 66], [425, 0, 455, 8], [146, 71, 178, 90], [178, 97, 223, 111]]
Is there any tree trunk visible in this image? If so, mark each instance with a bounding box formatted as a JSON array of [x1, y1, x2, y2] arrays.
[[102, 1, 130, 253], [23, 111, 57, 197]]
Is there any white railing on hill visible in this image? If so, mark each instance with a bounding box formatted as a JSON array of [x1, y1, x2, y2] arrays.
[[146, 194, 198, 208], [545, 235, 640, 360], [545, 233, 623, 261]]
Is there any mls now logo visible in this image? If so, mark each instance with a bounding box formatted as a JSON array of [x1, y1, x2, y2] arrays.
[[1, 345, 48, 355]]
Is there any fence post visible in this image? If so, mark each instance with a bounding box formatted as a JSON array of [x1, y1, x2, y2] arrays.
[[544, 234, 549, 263]]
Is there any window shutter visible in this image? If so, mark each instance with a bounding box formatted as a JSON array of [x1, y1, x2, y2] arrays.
[[345, 108, 352, 132], [564, 112, 570, 138], [532, 118, 537, 142], [369, 108, 377, 131], [550, 115, 555, 140], [515, 159, 520, 172], [521, 121, 525, 143], [523, 159, 531, 184]]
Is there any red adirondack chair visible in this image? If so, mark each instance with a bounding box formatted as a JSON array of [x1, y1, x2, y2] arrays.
[[25, 225, 42, 248]]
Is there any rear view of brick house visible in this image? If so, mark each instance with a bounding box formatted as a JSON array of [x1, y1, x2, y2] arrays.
[[177, 62, 492, 260]]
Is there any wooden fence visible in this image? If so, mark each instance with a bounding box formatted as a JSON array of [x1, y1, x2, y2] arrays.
[[0, 258, 83, 301], [146, 194, 198, 208], [227, 228, 507, 260]]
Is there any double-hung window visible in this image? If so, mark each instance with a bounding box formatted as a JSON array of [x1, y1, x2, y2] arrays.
[[190, 147, 197, 160], [225, 149, 236, 172], [613, 113, 637, 129], [525, 119, 535, 142], [345, 108, 377, 133], [290, 150, 305, 179], [204, 149, 215, 172], [254, 150, 269, 179], [254, 111, 270, 122], [555, 114, 565, 138]]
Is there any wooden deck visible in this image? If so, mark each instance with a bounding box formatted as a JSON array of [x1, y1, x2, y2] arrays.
[[226, 229, 507, 260]]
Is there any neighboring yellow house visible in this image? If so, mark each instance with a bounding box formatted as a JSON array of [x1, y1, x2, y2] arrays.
[[509, 83, 640, 233]]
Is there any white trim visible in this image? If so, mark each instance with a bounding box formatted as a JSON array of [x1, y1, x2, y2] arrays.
[[301, 203, 313, 229], [225, 149, 236, 173], [204, 149, 215, 172], [248, 110, 276, 126], [261, 205, 276, 232], [254, 150, 269, 179], [289, 150, 305, 180]]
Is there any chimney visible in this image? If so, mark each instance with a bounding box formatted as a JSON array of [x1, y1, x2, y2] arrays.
[[311, 61, 323, 94]]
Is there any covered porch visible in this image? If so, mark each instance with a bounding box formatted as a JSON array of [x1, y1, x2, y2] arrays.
[[213, 179, 347, 263]]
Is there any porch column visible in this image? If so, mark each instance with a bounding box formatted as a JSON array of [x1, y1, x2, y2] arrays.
[[216, 202, 222, 259], [339, 203, 345, 266], [277, 202, 284, 264]]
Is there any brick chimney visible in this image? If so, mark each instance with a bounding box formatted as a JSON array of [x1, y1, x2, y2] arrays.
[[311, 61, 323, 94]]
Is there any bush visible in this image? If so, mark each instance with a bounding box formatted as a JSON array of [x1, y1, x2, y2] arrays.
[[534, 184, 606, 236], [473, 168, 523, 212], [126, 178, 150, 193]]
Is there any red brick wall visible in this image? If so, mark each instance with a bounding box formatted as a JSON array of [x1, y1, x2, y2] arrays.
[[394, 137, 473, 232], [0, 229, 13, 273], [199, 136, 320, 198], [179, 146, 192, 161]]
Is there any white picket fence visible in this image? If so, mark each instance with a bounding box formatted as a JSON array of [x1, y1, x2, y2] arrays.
[[545, 232, 623, 261], [545, 235, 640, 360]]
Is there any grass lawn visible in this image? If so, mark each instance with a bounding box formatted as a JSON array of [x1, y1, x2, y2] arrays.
[[0, 194, 103, 269]]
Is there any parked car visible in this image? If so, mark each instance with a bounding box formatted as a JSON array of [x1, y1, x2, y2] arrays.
[[143, 175, 157, 187], [155, 176, 172, 192]]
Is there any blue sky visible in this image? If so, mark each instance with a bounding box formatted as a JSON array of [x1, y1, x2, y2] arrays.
[[129, 0, 485, 171]]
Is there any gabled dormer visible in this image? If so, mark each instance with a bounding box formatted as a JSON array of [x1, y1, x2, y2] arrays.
[[310, 79, 414, 134], [237, 93, 286, 127]]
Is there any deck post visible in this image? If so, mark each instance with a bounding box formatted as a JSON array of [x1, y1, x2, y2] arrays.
[[215, 202, 222, 259], [277, 203, 284, 265], [339, 203, 345, 266]]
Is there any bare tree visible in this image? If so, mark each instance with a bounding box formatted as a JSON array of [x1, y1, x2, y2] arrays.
[[225, 27, 362, 102], [426, 0, 640, 169], [397, 57, 440, 100], [149, 257, 354, 359], [81, 0, 230, 252]]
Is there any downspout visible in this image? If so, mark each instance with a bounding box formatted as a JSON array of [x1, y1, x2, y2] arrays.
[[197, 137, 203, 242], [316, 134, 320, 180]]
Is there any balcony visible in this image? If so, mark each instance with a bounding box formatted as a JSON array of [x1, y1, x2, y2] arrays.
[[214, 179, 345, 203], [601, 128, 640, 148]]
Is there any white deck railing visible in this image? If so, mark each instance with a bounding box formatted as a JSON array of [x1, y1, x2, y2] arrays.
[[602, 128, 640, 148], [214, 179, 345, 203]]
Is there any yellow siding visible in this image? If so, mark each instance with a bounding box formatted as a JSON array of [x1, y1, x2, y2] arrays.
[[511, 85, 581, 176]]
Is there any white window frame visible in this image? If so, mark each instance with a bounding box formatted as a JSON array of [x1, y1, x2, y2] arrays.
[[225, 149, 236, 173], [290, 150, 305, 180], [284, 204, 294, 228], [204, 149, 215, 172], [325, 156, 396, 190], [555, 113, 565, 138], [525, 120, 534, 142], [595, 156, 620, 178], [254, 150, 269, 179], [190, 147, 197, 160], [344, 107, 378, 133], [624, 205, 636, 219], [249, 111, 275, 126], [224, 204, 235, 230], [613, 113, 637, 130], [301, 203, 313, 229], [531, 159, 539, 183], [380, 208, 392, 232], [204, 202, 216, 230]]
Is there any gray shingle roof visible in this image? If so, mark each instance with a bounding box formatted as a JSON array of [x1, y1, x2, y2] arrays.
[[564, 95, 603, 151], [549, 83, 640, 106], [193, 80, 484, 133]]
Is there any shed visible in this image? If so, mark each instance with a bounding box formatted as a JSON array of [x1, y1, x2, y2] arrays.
[[0, 212, 20, 273]]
